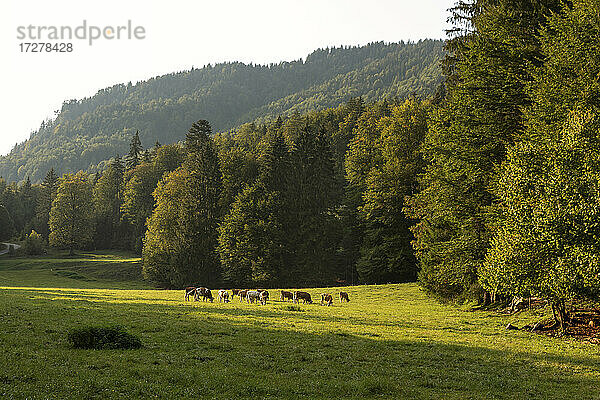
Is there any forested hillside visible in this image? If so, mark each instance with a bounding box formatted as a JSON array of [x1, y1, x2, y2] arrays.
[[0, 40, 443, 183]]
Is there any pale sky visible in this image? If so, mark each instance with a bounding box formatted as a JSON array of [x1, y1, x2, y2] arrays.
[[1, 0, 455, 155]]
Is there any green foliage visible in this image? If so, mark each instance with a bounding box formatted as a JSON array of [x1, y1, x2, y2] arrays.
[[0, 177, 40, 241], [143, 121, 222, 288], [284, 125, 342, 285], [24, 230, 44, 255], [34, 168, 58, 240], [126, 131, 143, 171], [218, 184, 285, 287], [0, 204, 14, 241], [405, 0, 563, 300], [483, 1, 600, 323], [0, 41, 444, 183], [93, 157, 125, 249], [346, 99, 429, 283], [121, 144, 185, 253], [49, 172, 94, 255], [67, 325, 142, 350]]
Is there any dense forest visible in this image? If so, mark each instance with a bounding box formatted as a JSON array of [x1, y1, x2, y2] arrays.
[[0, 98, 427, 289], [0, 40, 443, 183], [2, 0, 599, 331]]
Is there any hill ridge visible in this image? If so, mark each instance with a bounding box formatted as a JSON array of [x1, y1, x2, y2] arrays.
[[0, 40, 444, 182]]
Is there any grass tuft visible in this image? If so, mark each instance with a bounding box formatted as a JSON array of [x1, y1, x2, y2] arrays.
[[54, 270, 92, 281], [281, 305, 304, 312], [67, 325, 142, 350]]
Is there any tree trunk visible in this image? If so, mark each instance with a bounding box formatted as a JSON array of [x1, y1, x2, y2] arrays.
[[552, 301, 569, 333], [483, 291, 490, 306]]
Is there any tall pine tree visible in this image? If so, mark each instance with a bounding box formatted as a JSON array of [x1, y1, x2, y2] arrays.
[[143, 121, 222, 288], [405, 0, 562, 300]]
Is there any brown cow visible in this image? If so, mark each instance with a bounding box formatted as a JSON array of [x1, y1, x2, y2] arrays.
[[232, 289, 241, 297], [280, 290, 294, 302], [196, 287, 214, 302], [339, 291, 350, 303], [217, 290, 230, 303], [184, 287, 196, 301], [259, 290, 269, 305], [321, 293, 333, 306], [238, 289, 248, 302], [294, 291, 312, 304]]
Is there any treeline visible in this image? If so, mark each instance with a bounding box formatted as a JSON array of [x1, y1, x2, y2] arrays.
[[0, 40, 443, 183], [0, 135, 185, 254], [0, 98, 429, 290]]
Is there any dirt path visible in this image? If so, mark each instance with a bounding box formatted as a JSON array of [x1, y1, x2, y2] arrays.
[[0, 242, 21, 255]]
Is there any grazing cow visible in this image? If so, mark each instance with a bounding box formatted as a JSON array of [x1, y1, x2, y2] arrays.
[[294, 291, 312, 304], [238, 290, 248, 302], [184, 287, 196, 301], [259, 290, 269, 305], [217, 290, 230, 303], [339, 292, 350, 303], [232, 289, 241, 297], [321, 293, 333, 306], [246, 290, 261, 304], [196, 287, 214, 302], [280, 290, 294, 302]]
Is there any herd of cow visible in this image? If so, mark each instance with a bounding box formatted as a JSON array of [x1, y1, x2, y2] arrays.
[[184, 286, 351, 306]]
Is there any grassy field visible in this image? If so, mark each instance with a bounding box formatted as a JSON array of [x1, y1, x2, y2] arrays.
[[0, 250, 151, 289], [0, 252, 599, 399]]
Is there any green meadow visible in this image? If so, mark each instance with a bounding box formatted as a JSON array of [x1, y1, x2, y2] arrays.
[[0, 252, 599, 399]]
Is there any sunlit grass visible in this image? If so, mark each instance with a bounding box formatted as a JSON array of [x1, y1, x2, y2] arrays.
[[0, 250, 151, 289], [0, 253, 599, 398]]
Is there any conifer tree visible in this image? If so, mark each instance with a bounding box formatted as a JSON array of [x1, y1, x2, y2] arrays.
[[35, 168, 58, 240], [218, 130, 289, 286], [92, 156, 125, 248], [126, 131, 143, 171], [0, 204, 14, 241], [405, 0, 562, 300], [143, 121, 222, 288], [286, 125, 340, 284], [353, 99, 429, 283]]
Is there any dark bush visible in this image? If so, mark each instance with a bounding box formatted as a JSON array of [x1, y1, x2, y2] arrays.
[[282, 305, 304, 312], [67, 326, 142, 349]]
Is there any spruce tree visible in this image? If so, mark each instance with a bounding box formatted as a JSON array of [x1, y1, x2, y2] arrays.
[[92, 157, 125, 248], [0, 204, 14, 241], [285, 125, 340, 285], [126, 131, 143, 171], [405, 0, 563, 300], [143, 121, 222, 288], [35, 168, 59, 240]]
